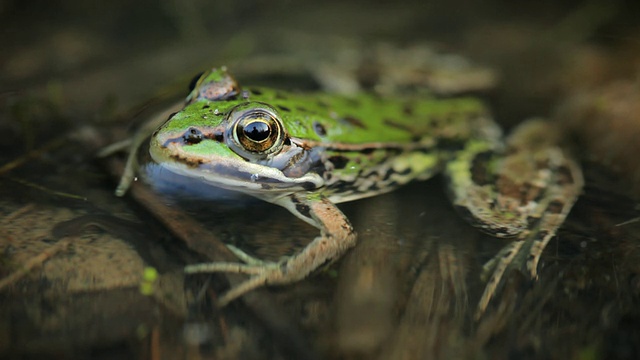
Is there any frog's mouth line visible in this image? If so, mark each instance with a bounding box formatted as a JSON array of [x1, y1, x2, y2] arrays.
[[150, 141, 323, 199], [155, 161, 321, 204]]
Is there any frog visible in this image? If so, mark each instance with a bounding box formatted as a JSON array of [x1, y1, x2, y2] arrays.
[[114, 67, 583, 316]]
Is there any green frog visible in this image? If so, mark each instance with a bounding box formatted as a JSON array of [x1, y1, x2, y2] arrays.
[[115, 67, 583, 315]]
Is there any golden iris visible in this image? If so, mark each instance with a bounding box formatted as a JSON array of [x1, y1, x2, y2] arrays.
[[233, 108, 283, 154]]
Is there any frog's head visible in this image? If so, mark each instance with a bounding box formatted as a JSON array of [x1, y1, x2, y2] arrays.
[[149, 99, 324, 198]]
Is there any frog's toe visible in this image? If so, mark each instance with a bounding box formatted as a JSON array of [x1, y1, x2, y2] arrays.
[[216, 273, 273, 307], [185, 261, 290, 307], [225, 244, 275, 266], [480, 242, 521, 281], [476, 241, 525, 319], [184, 244, 281, 275], [184, 260, 279, 276]]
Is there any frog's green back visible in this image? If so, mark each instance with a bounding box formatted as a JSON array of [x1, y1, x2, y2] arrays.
[[243, 86, 490, 145]]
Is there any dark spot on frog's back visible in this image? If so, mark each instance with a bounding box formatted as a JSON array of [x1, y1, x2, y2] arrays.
[[383, 118, 413, 133], [329, 155, 349, 170], [249, 88, 262, 95], [277, 104, 291, 112], [341, 116, 367, 129], [313, 121, 327, 137], [403, 102, 415, 115]]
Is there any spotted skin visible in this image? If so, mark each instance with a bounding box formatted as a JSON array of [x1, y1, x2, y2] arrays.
[[444, 119, 583, 317], [115, 68, 583, 316]]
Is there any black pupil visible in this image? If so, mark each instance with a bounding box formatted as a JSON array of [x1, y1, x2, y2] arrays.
[[243, 121, 271, 142]]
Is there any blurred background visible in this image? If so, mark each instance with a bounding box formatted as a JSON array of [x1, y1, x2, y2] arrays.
[[1, 0, 640, 359]]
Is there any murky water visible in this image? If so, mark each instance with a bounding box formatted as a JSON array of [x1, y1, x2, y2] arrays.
[[1, 1, 640, 359]]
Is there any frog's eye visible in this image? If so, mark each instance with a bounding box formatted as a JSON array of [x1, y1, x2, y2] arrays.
[[230, 107, 284, 156]]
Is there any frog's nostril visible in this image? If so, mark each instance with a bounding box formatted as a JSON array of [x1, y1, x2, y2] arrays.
[[183, 128, 203, 145]]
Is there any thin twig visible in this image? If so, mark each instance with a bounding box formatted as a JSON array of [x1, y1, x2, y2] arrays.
[[0, 237, 73, 291]]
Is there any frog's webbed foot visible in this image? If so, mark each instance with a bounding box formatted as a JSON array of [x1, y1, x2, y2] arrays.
[[185, 255, 283, 307], [444, 120, 583, 319], [185, 193, 357, 307], [185, 244, 289, 306]]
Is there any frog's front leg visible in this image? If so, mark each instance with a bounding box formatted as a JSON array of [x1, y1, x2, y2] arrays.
[[185, 193, 357, 307], [444, 119, 583, 318], [99, 101, 185, 196]]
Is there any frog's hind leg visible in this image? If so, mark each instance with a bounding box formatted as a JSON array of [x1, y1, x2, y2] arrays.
[[443, 119, 583, 318], [478, 159, 581, 318], [521, 157, 582, 280]]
